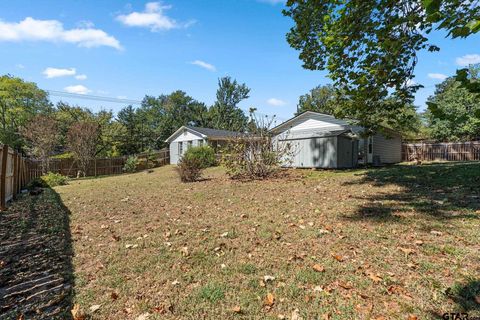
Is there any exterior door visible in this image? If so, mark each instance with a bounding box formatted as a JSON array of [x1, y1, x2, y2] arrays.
[[367, 136, 373, 163]]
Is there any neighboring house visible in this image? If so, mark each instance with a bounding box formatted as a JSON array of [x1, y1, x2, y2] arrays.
[[270, 111, 402, 168], [165, 126, 241, 164]]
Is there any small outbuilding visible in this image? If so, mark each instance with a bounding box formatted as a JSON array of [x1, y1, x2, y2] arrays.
[[165, 126, 241, 164], [270, 111, 402, 168]]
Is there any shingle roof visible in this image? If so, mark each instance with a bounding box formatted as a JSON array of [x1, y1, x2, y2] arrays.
[[185, 126, 242, 138]]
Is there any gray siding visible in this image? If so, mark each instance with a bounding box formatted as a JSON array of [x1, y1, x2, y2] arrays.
[[373, 133, 402, 163], [284, 137, 337, 168], [336, 136, 358, 168], [170, 141, 179, 164], [169, 139, 205, 164]]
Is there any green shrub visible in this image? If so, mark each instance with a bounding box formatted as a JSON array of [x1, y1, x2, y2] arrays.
[[26, 177, 47, 190], [41, 172, 68, 187], [176, 156, 203, 182], [183, 145, 216, 169], [123, 156, 140, 173]]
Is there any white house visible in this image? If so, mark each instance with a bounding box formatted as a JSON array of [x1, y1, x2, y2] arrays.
[[270, 111, 402, 168], [165, 126, 241, 164]]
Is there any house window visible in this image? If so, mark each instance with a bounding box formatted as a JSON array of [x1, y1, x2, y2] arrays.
[[187, 141, 192, 149], [199, 140, 203, 146], [178, 142, 183, 155], [368, 137, 373, 154]]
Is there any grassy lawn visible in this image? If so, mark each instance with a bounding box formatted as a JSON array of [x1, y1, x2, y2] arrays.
[[6, 162, 479, 319]]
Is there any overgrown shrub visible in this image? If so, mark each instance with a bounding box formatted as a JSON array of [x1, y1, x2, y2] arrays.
[[177, 156, 203, 182], [220, 111, 294, 180], [183, 145, 216, 168], [123, 155, 140, 173], [41, 172, 69, 187]]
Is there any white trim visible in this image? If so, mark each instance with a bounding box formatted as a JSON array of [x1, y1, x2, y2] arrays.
[[165, 126, 207, 143], [269, 111, 340, 134]]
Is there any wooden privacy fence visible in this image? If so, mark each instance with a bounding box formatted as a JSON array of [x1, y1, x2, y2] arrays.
[[28, 149, 170, 178], [0, 145, 39, 211], [402, 141, 480, 162]]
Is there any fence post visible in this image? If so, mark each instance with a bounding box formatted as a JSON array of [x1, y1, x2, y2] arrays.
[[1, 145, 8, 211], [12, 152, 18, 200]]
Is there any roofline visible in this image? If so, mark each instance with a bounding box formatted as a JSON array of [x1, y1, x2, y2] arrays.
[[164, 126, 207, 143], [269, 111, 340, 133]]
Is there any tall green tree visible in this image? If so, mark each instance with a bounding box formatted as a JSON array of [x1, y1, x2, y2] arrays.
[[117, 105, 141, 154], [140, 91, 209, 149], [0, 75, 52, 150], [426, 69, 480, 141], [283, 0, 480, 130], [296, 84, 340, 115], [209, 77, 249, 131]]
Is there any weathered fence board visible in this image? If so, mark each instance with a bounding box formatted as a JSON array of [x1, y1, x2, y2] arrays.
[[0, 145, 37, 210], [28, 149, 170, 178], [402, 142, 480, 162]]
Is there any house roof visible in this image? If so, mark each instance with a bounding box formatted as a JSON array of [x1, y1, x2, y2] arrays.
[[165, 125, 242, 142], [269, 111, 401, 137], [269, 111, 346, 134], [277, 128, 357, 140]]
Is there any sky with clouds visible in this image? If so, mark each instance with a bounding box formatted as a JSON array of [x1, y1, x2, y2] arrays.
[[0, 0, 479, 120]]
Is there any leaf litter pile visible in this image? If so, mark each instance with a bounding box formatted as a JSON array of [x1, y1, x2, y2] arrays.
[[4, 162, 480, 319]]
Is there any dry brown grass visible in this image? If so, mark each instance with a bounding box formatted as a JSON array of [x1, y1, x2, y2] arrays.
[[46, 163, 480, 319]]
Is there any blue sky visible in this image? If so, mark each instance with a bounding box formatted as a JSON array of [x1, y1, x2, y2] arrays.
[[1, 0, 479, 120]]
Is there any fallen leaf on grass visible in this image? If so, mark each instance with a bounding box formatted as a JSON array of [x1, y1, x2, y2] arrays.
[[89, 304, 101, 313], [232, 306, 241, 313], [110, 292, 118, 300], [180, 246, 189, 257], [70, 303, 86, 320], [332, 254, 344, 262], [366, 272, 382, 283], [264, 293, 275, 306], [430, 230, 443, 236], [398, 247, 415, 255], [291, 308, 303, 320], [312, 264, 325, 272], [407, 315, 418, 320], [338, 282, 353, 290], [475, 295, 480, 304], [136, 313, 150, 320], [264, 275, 276, 282]]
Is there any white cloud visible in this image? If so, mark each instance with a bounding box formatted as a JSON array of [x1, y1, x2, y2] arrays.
[[190, 60, 216, 71], [116, 2, 188, 31], [75, 74, 87, 80], [64, 85, 91, 95], [456, 54, 480, 66], [428, 73, 448, 81], [117, 95, 128, 99], [267, 98, 287, 106], [0, 17, 122, 50], [43, 67, 76, 78], [15, 64, 25, 69]]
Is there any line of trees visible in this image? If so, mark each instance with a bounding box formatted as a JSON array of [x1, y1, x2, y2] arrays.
[[0, 74, 252, 174], [295, 64, 480, 141]]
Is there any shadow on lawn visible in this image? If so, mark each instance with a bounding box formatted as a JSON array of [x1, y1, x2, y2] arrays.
[[0, 188, 74, 319], [343, 162, 480, 223]]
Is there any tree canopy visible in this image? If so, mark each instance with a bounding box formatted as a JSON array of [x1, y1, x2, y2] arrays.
[[426, 65, 480, 141], [283, 0, 480, 130], [0, 75, 51, 149]]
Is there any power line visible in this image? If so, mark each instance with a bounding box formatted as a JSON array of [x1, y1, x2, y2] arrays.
[[46, 89, 287, 122], [47, 90, 143, 105]]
